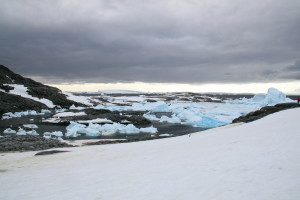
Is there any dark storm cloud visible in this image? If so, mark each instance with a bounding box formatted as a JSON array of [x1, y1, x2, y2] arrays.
[[286, 61, 300, 71], [0, 0, 300, 84], [279, 61, 300, 80]]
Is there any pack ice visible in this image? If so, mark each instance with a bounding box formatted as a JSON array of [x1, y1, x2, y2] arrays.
[[95, 88, 293, 128]]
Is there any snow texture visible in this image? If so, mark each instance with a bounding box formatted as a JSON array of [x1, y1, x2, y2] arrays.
[[1, 108, 299, 200], [5, 84, 55, 108], [63, 92, 93, 106]]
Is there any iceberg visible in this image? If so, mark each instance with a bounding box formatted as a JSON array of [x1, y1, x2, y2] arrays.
[[66, 122, 86, 137], [43, 131, 63, 139], [259, 88, 291, 106], [23, 124, 39, 129], [185, 116, 227, 128], [16, 128, 39, 136], [88, 88, 291, 129], [140, 126, 158, 134], [41, 109, 52, 114], [3, 128, 17, 134], [65, 122, 158, 138], [226, 88, 293, 106], [159, 115, 181, 124], [1, 110, 41, 120]]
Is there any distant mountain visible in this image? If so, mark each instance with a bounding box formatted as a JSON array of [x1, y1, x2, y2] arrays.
[[99, 90, 143, 94], [0, 64, 85, 114]]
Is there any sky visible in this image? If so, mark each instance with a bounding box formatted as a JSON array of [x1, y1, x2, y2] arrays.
[[0, 0, 300, 94]]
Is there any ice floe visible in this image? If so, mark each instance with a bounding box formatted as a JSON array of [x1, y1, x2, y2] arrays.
[[1, 110, 41, 120], [53, 111, 87, 118], [23, 124, 39, 129], [93, 88, 294, 128], [76, 118, 113, 124]]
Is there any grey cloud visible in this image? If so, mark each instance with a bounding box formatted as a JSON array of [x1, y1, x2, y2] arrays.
[[286, 61, 300, 71], [0, 0, 300, 84]]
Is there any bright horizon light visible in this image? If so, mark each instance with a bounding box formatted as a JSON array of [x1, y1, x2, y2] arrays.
[[49, 81, 300, 95]]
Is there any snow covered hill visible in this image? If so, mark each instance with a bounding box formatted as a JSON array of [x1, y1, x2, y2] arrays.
[[0, 65, 89, 113], [1, 108, 299, 200]]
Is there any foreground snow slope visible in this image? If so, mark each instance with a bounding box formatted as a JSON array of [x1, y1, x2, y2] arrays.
[[1, 108, 300, 200]]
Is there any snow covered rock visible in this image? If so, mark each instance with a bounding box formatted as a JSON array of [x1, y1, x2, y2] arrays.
[[0, 64, 86, 114]]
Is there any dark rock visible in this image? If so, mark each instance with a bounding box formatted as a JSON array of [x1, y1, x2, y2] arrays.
[[83, 108, 112, 115], [0, 91, 48, 115], [145, 99, 157, 102], [35, 150, 69, 156], [232, 103, 300, 123], [0, 84, 14, 92], [49, 109, 151, 126], [124, 115, 152, 125], [0, 135, 74, 152]]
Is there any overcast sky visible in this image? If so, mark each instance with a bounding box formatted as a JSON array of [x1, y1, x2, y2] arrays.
[[0, 0, 300, 92]]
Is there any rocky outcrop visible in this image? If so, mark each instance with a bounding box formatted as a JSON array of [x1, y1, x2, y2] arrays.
[[0, 92, 48, 115], [0, 135, 73, 152], [232, 103, 300, 123], [0, 64, 85, 114]]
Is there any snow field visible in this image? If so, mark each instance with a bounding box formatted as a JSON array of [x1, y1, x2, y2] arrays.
[[0, 108, 299, 200], [63, 92, 93, 106]]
